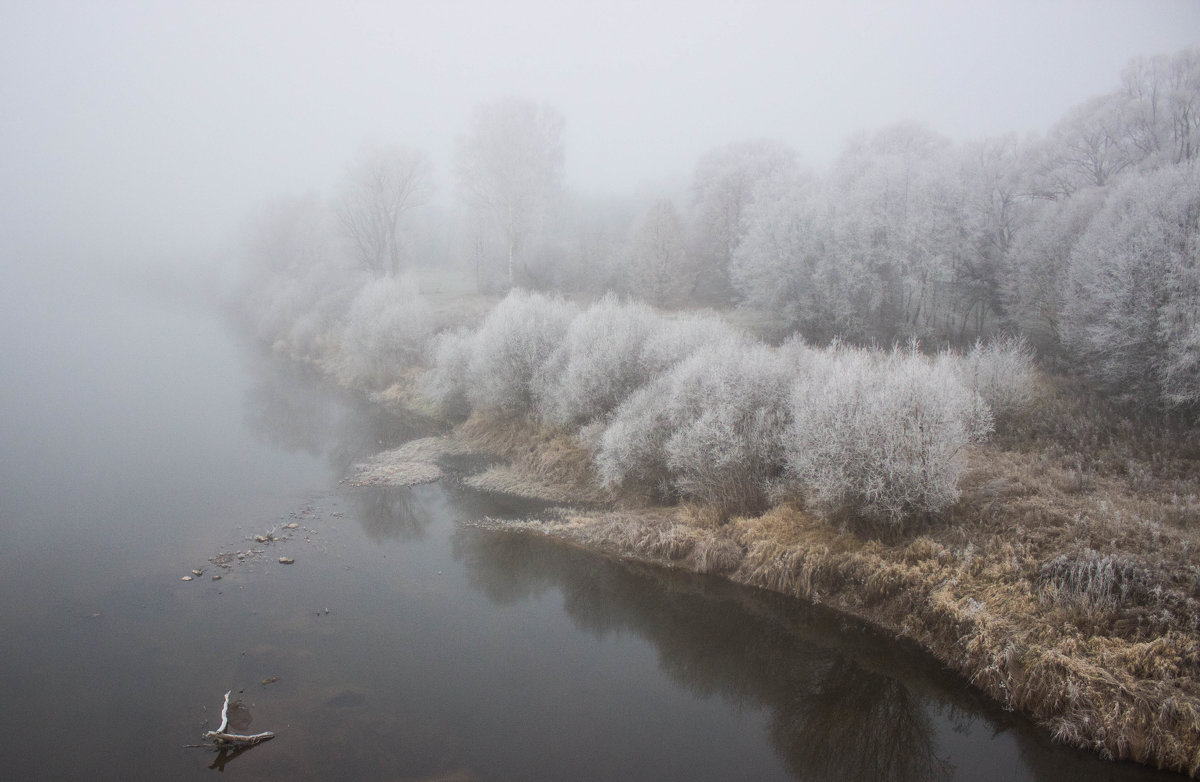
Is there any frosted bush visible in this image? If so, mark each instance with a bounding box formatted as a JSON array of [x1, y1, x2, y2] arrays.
[[338, 276, 434, 386], [597, 338, 794, 512], [463, 290, 579, 414], [786, 346, 990, 527], [534, 295, 662, 427], [422, 327, 474, 414], [663, 343, 796, 512], [639, 312, 741, 371], [950, 335, 1038, 421]]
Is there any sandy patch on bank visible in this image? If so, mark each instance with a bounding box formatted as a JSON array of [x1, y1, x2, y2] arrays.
[[464, 465, 607, 505], [348, 436, 474, 487]]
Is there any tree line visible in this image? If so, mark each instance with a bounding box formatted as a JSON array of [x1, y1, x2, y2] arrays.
[[238, 47, 1198, 411]]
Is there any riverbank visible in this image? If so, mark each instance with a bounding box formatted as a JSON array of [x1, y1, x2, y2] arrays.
[[353, 364, 1200, 778], [243, 277, 1200, 776]]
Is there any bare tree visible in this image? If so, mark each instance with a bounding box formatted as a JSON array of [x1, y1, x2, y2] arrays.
[[455, 98, 565, 289], [337, 145, 433, 276]]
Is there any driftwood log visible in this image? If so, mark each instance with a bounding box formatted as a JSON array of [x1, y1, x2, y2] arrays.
[[202, 690, 274, 747]]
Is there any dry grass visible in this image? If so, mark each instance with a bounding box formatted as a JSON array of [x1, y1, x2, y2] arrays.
[[347, 435, 477, 487], [507, 432, 1200, 776], [454, 412, 607, 503], [463, 465, 605, 505]]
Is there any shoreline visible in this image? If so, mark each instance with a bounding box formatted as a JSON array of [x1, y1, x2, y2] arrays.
[[351, 380, 1200, 778]]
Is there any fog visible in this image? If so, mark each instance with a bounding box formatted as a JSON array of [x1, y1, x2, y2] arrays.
[[2, 0, 1198, 281]]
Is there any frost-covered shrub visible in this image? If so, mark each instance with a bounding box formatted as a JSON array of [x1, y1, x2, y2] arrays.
[[337, 276, 434, 386], [597, 338, 793, 513], [663, 343, 797, 512], [422, 327, 474, 415], [534, 295, 662, 427], [962, 336, 1037, 418], [786, 346, 990, 528], [939, 335, 1037, 427], [463, 290, 579, 414], [638, 311, 742, 370]]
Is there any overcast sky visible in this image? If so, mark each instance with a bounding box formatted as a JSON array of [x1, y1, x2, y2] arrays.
[[2, 0, 1198, 272]]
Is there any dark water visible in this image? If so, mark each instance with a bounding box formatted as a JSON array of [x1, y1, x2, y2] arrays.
[[0, 267, 1186, 781]]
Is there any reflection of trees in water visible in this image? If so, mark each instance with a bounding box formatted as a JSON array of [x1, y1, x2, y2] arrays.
[[349, 485, 432, 543], [451, 527, 952, 780], [242, 358, 337, 457], [772, 656, 950, 782], [451, 523, 559, 607], [451, 526, 1177, 782], [239, 343, 433, 472]]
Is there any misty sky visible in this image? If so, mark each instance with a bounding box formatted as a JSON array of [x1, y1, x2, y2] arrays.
[[2, 0, 1199, 273]]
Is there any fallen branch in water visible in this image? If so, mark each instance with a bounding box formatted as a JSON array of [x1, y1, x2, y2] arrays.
[[201, 690, 274, 747]]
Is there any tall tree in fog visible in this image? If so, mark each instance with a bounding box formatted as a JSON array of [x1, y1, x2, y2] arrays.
[[1001, 185, 1107, 358], [1062, 164, 1200, 407], [241, 195, 362, 355], [456, 98, 565, 289], [730, 168, 838, 338], [1118, 48, 1200, 166], [826, 123, 957, 341], [628, 200, 690, 308], [689, 140, 797, 304], [949, 135, 1030, 339], [336, 145, 433, 277], [1036, 95, 1139, 196]]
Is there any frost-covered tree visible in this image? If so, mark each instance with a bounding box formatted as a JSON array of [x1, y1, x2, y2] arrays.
[[689, 139, 798, 304], [1061, 164, 1200, 407], [950, 135, 1033, 339], [238, 195, 362, 356], [455, 98, 565, 289], [1037, 95, 1139, 196], [1001, 186, 1107, 357], [1117, 48, 1200, 167], [730, 168, 836, 337], [825, 123, 960, 342], [336, 145, 433, 277], [627, 199, 691, 308]]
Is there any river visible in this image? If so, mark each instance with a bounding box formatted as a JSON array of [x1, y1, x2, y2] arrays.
[[0, 263, 1184, 781]]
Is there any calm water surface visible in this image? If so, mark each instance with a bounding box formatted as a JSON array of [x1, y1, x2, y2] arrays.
[[0, 267, 1185, 781]]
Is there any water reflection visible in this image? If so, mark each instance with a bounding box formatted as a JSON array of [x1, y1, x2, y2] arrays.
[[452, 527, 1182, 782], [349, 485, 433, 543], [239, 340, 433, 474], [773, 657, 951, 782]]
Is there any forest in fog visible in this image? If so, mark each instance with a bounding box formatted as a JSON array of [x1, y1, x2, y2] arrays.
[[223, 48, 1197, 530], [238, 47, 1200, 418]]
